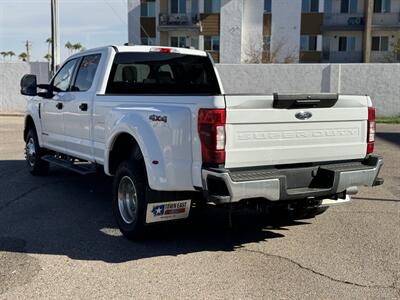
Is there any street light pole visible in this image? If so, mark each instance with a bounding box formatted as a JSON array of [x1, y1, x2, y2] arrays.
[[50, 0, 60, 76]]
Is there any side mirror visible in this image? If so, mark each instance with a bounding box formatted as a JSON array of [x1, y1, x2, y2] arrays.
[[20, 74, 38, 96]]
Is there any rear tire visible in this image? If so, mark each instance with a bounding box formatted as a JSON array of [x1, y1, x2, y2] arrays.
[[25, 128, 49, 176], [113, 160, 147, 240]]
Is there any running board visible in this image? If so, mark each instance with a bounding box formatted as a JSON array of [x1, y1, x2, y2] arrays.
[[42, 155, 96, 175]]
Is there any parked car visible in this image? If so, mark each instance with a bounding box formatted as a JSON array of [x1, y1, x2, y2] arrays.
[[20, 45, 384, 239]]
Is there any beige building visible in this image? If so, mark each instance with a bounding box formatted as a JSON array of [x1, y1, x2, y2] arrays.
[[128, 0, 400, 63]]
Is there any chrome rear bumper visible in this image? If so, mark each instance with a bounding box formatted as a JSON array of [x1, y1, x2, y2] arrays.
[[201, 155, 384, 204]]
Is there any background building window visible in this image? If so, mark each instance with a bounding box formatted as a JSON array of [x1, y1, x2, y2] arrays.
[[204, 0, 220, 13], [171, 0, 186, 14], [204, 36, 220, 51], [190, 37, 199, 49], [374, 0, 391, 13], [372, 36, 389, 51], [141, 37, 156, 45], [338, 36, 356, 51], [300, 35, 317, 51], [170, 36, 188, 48], [141, 0, 156, 17], [264, 0, 272, 12], [340, 0, 357, 13], [302, 0, 319, 13]]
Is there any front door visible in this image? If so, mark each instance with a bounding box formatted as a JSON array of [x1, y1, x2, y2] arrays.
[[41, 58, 79, 152]]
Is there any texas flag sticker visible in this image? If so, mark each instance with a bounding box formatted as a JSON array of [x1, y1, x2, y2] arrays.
[[146, 200, 191, 223]]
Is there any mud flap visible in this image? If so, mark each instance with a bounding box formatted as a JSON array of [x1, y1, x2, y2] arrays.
[[146, 200, 191, 223]]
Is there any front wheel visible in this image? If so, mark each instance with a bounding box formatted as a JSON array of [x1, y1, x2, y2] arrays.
[[25, 129, 49, 176], [112, 160, 147, 240]]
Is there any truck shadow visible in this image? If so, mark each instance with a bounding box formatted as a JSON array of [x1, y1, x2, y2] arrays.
[[376, 131, 400, 147], [0, 160, 309, 263]]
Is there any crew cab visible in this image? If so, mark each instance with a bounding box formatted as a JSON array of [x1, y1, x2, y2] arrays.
[[20, 45, 384, 239]]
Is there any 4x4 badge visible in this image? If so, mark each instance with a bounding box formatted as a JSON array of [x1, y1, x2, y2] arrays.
[[149, 114, 168, 123]]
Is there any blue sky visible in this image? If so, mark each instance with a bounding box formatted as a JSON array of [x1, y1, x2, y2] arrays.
[[0, 0, 128, 62]]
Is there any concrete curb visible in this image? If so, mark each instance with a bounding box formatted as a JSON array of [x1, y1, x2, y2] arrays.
[[0, 113, 24, 117]]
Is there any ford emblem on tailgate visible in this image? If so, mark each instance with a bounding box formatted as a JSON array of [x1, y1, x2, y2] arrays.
[[295, 111, 312, 120]]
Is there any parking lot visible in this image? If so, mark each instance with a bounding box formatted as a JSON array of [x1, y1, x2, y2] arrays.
[[0, 116, 399, 299]]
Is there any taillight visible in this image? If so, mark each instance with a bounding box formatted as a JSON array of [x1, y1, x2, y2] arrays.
[[367, 107, 376, 154], [198, 109, 226, 164]]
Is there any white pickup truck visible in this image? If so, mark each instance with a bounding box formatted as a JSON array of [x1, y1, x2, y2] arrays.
[[20, 45, 384, 239]]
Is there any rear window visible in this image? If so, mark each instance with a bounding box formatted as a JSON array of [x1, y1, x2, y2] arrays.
[[106, 52, 221, 95]]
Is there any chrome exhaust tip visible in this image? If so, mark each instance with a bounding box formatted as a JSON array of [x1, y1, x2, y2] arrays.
[[346, 186, 358, 195]]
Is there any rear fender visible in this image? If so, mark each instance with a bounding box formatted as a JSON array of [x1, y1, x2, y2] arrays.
[[105, 112, 166, 190], [104, 106, 194, 191]]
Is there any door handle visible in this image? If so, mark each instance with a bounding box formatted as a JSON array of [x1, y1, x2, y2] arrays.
[[79, 103, 88, 111], [56, 102, 63, 110]]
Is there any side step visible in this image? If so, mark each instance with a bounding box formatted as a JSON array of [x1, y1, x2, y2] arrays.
[[42, 155, 96, 175]]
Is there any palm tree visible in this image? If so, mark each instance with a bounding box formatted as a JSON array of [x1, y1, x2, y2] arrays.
[[0, 51, 8, 60], [7, 51, 15, 61], [18, 52, 28, 62], [72, 43, 83, 52], [44, 53, 52, 62], [65, 41, 73, 55]]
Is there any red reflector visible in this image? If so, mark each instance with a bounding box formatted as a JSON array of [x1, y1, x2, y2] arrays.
[[367, 107, 376, 155], [367, 143, 374, 154], [198, 109, 226, 164]]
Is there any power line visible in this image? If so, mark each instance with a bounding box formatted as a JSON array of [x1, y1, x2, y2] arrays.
[[102, 0, 151, 40], [102, 0, 127, 25]]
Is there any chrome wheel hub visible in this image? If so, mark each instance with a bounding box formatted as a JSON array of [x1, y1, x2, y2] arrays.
[[26, 137, 36, 167], [117, 176, 138, 224]]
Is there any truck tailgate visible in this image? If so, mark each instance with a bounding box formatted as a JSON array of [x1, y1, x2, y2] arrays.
[[224, 94, 369, 169]]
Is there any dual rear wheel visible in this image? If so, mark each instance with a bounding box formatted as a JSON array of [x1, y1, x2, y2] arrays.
[[112, 160, 148, 240], [25, 129, 328, 241]]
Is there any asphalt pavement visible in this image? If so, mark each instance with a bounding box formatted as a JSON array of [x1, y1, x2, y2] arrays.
[[0, 116, 399, 299]]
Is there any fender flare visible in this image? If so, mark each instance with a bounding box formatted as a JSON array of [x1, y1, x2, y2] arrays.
[[104, 113, 168, 190], [23, 113, 42, 145]]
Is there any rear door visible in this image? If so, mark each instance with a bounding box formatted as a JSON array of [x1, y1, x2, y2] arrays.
[[224, 94, 369, 168], [63, 54, 101, 161]]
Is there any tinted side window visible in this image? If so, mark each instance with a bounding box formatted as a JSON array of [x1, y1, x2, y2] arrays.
[[53, 59, 78, 92], [106, 52, 221, 95], [72, 54, 101, 92]]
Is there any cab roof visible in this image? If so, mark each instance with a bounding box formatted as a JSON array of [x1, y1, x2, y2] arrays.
[[71, 45, 208, 58]]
